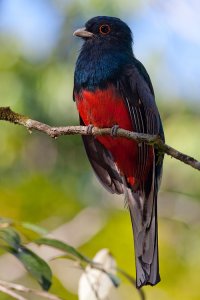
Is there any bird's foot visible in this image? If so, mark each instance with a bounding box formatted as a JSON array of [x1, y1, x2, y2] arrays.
[[86, 124, 94, 135], [111, 125, 119, 137]]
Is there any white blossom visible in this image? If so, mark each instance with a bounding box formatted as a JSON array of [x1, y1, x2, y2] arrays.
[[78, 249, 116, 300]]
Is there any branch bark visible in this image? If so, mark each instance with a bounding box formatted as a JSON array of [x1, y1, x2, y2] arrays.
[[0, 280, 63, 300], [0, 284, 27, 300], [0, 106, 200, 171]]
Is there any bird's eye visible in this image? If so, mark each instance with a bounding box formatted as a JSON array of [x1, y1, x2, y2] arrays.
[[99, 24, 111, 35]]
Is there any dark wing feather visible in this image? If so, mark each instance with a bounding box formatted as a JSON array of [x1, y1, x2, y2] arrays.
[[117, 60, 164, 287], [118, 60, 164, 188], [80, 117, 124, 194]]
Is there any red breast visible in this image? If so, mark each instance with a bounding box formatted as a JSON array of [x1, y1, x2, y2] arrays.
[[75, 86, 150, 187]]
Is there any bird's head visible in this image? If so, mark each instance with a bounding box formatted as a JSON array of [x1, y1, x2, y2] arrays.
[[73, 17, 134, 90], [73, 16, 133, 49]]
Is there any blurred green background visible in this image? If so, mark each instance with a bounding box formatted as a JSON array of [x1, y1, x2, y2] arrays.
[[0, 0, 200, 299]]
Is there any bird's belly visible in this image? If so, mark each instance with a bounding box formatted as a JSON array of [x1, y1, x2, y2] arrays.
[[76, 87, 139, 185]]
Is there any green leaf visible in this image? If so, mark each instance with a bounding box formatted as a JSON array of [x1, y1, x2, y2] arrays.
[[50, 254, 80, 262], [106, 272, 120, 287], [14, 222, 49, 241], [0, 227, 52, 290], [0, 227, 21, 249], [36, 238, 120, 288], [36, 238, 90, 263], [12, 245, 52, 291], [21, 222, 49, 236]]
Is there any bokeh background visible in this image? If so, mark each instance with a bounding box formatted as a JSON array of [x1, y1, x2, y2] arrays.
[[0, 0, 200, 299]]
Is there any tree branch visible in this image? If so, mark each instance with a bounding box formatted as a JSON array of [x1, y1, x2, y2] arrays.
[[0, 280, 63, 300], [0, 284, 27, 300], [0, 106, 200, 171]]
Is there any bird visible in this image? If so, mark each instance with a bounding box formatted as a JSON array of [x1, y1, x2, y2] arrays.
[[73, 16, 164, 288]]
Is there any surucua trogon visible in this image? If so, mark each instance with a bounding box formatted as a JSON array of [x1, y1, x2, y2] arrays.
[[73, 16, 164, 288]]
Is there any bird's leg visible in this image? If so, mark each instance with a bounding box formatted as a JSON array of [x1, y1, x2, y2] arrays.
[[111, 124, 119, 137], [86, 124, 94, 135]]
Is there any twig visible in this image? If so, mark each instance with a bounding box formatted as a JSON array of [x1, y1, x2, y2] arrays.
[[0, 280, 63, 300], [0, 106, 200, 171], [0, 284, 27, 300], [116, 268, 145, 300]]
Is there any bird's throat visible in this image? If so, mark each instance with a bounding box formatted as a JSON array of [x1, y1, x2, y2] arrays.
[[74, 43, 131, 91]]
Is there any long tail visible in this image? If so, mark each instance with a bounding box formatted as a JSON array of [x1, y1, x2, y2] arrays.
[[125, 181, 160, 288]]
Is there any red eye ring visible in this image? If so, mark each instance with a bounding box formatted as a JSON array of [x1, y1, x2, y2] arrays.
[[99, 24, 111, 35]]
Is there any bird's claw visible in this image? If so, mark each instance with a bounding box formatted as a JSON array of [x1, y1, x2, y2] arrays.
[[111, 125, 119, 137], [86, 124, 94, 135]]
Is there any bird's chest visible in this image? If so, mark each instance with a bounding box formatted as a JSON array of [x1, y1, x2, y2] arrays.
[[75, 87, 133, 130]]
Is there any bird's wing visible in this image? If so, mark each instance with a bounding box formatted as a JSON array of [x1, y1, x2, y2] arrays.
[[80, 116, 124, 194], [117, 60, 164, 287], [118, 59, 164, 190]]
